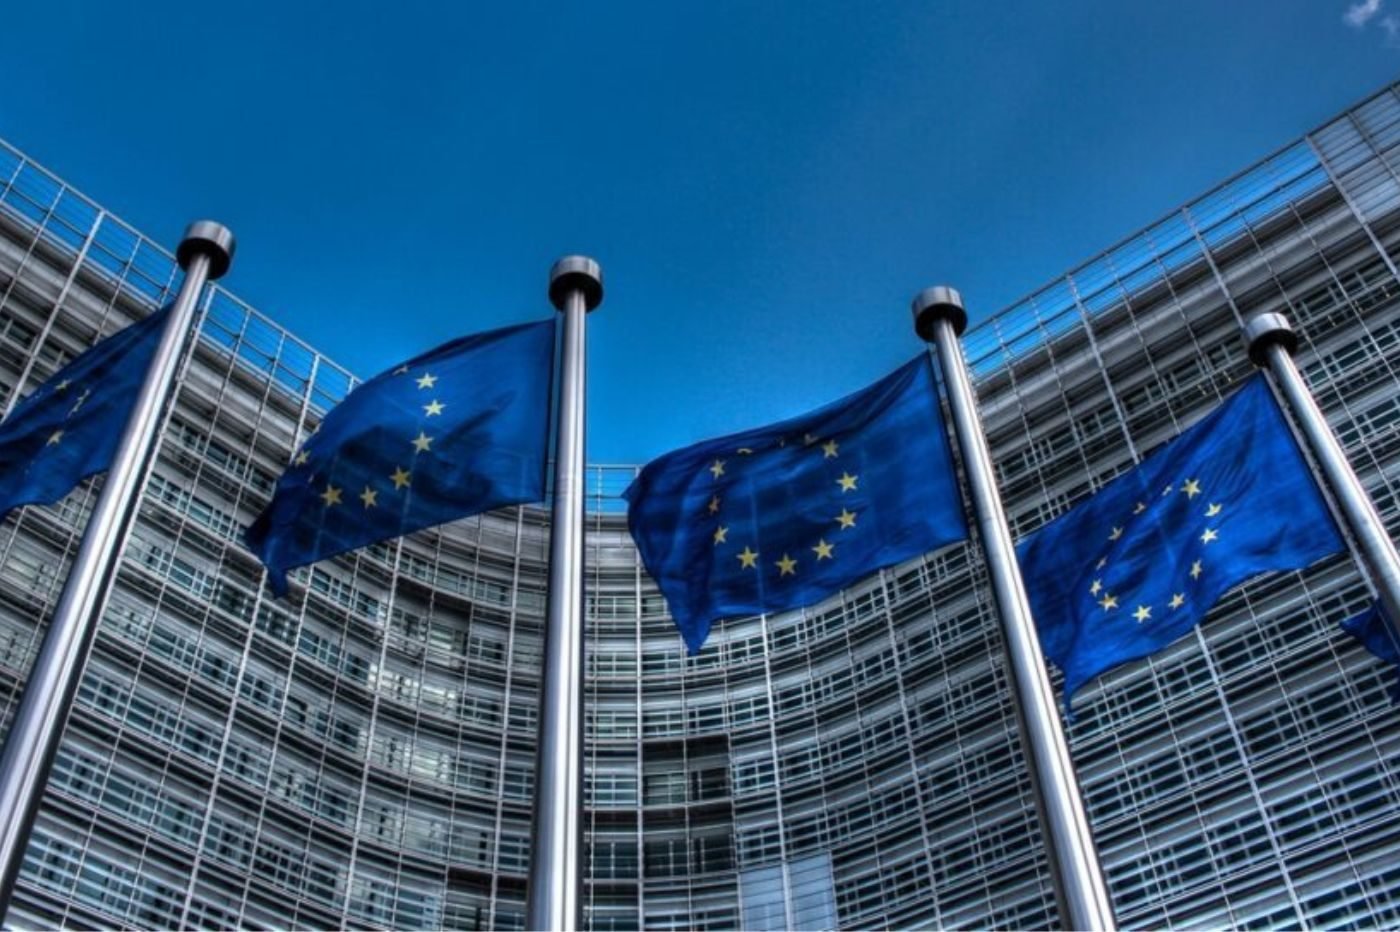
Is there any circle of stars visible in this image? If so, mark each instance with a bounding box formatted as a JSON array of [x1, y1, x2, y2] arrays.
[[1087, 476, 1224, 626], [702, 432, 861, 584], [293, 365, 447, 514]]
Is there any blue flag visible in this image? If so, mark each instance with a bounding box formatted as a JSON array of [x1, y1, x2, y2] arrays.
[[1017, 374, 1345, 709], [245, 318, 555, 595], [1341, 602, 1400, 702], [0, 306, 170, 519], [625, 355, 968, 654]]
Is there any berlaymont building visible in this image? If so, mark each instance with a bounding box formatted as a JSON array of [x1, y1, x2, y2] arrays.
[[1, 81, 1400, 931]]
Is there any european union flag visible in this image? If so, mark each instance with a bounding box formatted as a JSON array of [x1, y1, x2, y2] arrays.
[[245, 318, 555, 595], [0, 306, 170, 519], [1341, 602, 1400, 702], [625, 355, 967, 654], [1017, 374, 1345, 709]]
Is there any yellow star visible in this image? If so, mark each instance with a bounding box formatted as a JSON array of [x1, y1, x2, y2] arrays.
[[412, 431, 433, 453], [822, 439, 839, 459], [393, 364, 409, 375], [1095, 556, 1108, 570], [1098, 594, 1118, 611], [359, 486, 378, 508], [416, 373, 438, 390], [69, 389, 90, 414], [1133, 605, 1152, 623], [54, 379, 71, 393], [423, 399, 445, 417], [1205, 502, 1222, 517], [46, 429, 63, 446], [390, 466, 412, 489], [837, 472, 858, 492], [1181, 478, 1202, 499], [707, 495, 721, 515], [1190, 559, 1203, 579], [1162, 484, 1174, 497], [803, 433, 817, 446], [1089, 579, 1103, 595], [713, 526, 728, 545], [320, 484, 343, 507], [776, 554, 797, 576], [1200, 528, 1218, 544], [1133, 501, 1146, 514], [1108, 526, 1123, 541], [737, 447, 753, 455], [836, 508, 857, 529], [737, 546, 759, 569], [710, 459, 726, 479], [1169, 593, 1185, 609], [294, 449, 310, 466], [812, 539, 834, 560]]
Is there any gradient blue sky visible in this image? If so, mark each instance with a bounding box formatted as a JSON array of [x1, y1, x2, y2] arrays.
[[1, 1, 1396, 464]]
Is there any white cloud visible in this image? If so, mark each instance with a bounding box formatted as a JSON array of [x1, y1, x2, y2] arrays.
[[1345, 0, 1384, 27], [1383, 13, 1400, 42]]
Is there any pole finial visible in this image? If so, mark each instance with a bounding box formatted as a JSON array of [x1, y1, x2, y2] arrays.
[[177, 221, 235, 280], [1244, 312, 1297, 368], [912, 285, 967, 341], [549, 255, 604, 312]]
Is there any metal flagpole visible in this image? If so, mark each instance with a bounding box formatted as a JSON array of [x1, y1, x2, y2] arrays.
[[0, 221, 234, 912], [527, 255, 603, 932], [1244, 312, 1400, 635], [912, 285, 1117, 931]]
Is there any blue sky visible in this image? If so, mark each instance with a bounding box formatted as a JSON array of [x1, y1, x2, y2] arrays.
[[1, 1, 1396, 464]]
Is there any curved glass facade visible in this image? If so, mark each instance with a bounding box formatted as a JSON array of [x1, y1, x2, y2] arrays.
[[1, 83, 1400, 930]]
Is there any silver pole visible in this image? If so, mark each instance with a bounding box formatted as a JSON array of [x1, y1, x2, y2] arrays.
[[0, 221, 234, 912], [1244, 312, 1400, 633], [527, 255, 602, 932], [912, 286, 1116, 931]]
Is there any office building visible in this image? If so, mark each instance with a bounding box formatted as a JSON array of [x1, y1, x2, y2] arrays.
[[1, 83, 1399, 929]]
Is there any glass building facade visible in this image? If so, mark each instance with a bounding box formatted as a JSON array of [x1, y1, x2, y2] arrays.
[[1, 83, 1400, 930]]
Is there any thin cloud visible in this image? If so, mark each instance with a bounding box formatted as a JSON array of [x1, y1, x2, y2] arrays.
[[1383, 13, 1400, 43], [1346, 0, 1384, 27]]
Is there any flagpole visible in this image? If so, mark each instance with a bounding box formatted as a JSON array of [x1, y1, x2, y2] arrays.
[[912, 285, 1116, 932], [1244, 312, 1400, 634], [0, 221, 233, 912], [527, 255, 602, 932]]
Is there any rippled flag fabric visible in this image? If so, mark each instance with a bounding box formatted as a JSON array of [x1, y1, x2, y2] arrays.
[[0, 305, 171, 519], [1341, 602, 1400, 702], [1017, 374, 1345, 709], [245, 318, 555, 596], [625, 355, 968, 654]]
